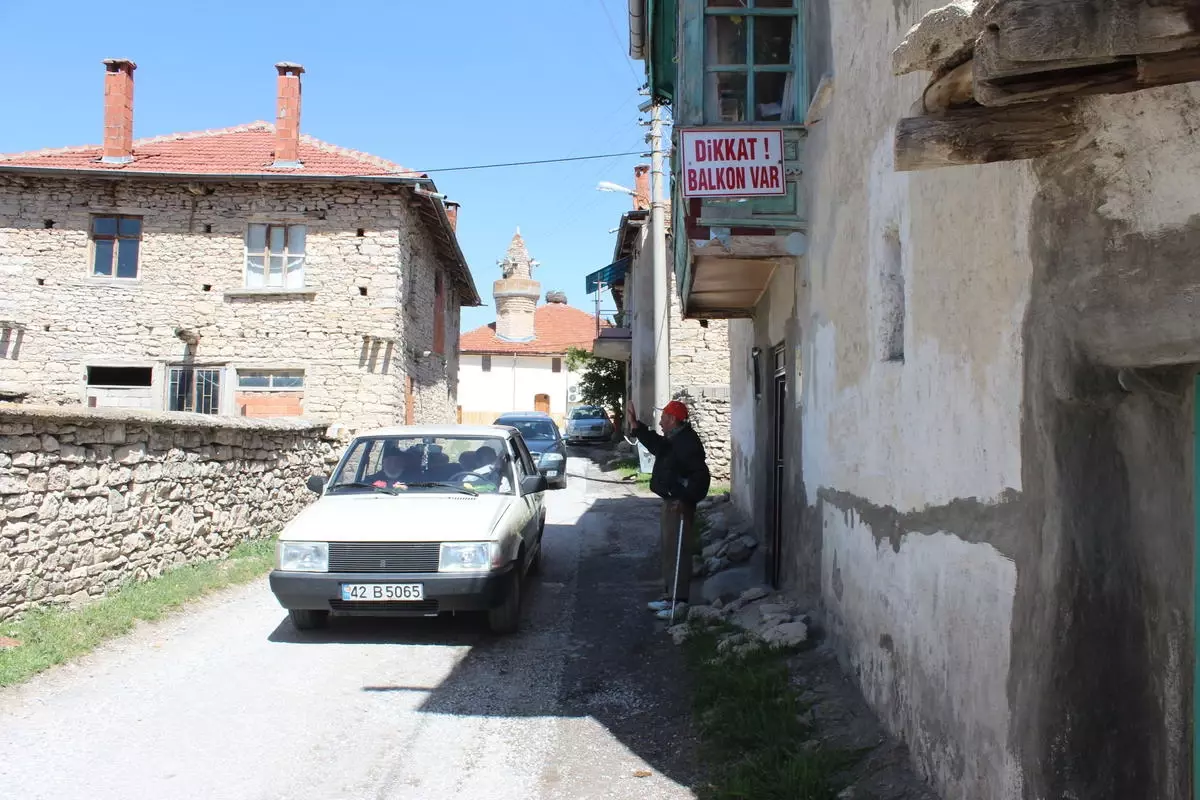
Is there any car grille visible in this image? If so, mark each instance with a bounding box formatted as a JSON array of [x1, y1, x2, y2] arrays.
[[328, 542, 440, 573], [330, 600, 440, 614]]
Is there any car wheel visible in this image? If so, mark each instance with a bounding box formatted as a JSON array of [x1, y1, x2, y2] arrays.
[[487, 570, 522, 634], [289, 609, 330, 631]]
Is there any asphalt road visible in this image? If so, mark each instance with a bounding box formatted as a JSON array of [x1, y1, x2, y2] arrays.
[[0, 453, 698, 800]]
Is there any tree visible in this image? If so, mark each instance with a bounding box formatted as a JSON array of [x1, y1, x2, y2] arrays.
[[565, 346, 625, 423]]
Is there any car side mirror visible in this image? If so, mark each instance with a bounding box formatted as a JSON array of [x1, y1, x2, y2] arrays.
[[306, 474, 326, 495], [521, 474, 548, 495]]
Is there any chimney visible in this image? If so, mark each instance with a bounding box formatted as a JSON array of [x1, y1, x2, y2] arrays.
[[445, 201, 460, 231], [101, 59, 136, 164], [273, 62, 304, 168], [633, 164, 650, 211]]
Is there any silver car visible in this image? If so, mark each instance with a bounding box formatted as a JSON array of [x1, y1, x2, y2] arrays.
[[565, 406, 614, 445]]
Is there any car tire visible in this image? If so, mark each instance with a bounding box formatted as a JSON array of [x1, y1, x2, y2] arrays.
[[487, 570, 522, 634], [289, 609, 330, 631]]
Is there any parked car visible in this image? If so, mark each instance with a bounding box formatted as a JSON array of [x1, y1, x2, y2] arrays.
[[494, 413, 568, 489], [565, 405, 614, 445], [269, 424, 559, 635]]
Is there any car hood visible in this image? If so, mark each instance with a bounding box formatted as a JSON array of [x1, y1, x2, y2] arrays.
[[524, 439, 561, 454], [281, 492, 514, 543]]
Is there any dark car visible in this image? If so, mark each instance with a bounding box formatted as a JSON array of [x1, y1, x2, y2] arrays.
[[564, 405, 614, 445], [494, 413, 568, 489]]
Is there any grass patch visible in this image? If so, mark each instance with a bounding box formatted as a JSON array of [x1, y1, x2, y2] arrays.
[[684, 623, 860, 800], [0, 538, 276, 687], [612, 456, 652, 488], [610, 458, 731, 497]]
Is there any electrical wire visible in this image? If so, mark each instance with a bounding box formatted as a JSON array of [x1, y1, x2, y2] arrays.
[[596, 0, 644, 85], [415, 151, 645, 175]]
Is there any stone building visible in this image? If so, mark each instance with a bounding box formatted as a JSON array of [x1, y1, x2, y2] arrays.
[[0, 59, 479, 430], [633, 1, 1200, 799], [599, 166, 731, 480], [458, 231, 599, 427]]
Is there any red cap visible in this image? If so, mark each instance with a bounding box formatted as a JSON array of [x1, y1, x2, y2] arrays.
[[663, 400, 689, 421]]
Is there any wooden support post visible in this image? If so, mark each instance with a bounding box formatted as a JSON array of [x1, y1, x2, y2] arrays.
[[894, 100, 1083, 172]]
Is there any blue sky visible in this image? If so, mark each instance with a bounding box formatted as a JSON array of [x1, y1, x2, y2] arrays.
[[0, 0, 644, 332]]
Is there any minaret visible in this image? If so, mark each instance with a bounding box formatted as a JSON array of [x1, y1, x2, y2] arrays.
[[493, 228, 541, 342]]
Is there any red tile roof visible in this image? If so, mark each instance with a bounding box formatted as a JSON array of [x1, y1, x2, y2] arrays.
[[0, 122, 422, 177], [461, 303, 605, 355]]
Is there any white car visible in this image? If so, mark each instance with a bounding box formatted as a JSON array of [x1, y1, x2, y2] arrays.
[[269, 425, 557, 634]]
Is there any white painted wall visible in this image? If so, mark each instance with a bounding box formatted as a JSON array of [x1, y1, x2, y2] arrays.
[[458, 353, 578, 417], [789, 1, 1035, 796], [728, 319, 757, 513], [821, 507, 1021, 799]]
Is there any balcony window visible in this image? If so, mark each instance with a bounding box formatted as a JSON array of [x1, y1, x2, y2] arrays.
[[704, 0, 799, 123]]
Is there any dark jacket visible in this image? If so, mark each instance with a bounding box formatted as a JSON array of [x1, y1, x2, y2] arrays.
[[633, 421, 711, 506]]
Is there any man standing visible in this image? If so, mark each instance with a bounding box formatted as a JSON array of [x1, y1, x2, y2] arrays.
[[627, 399, 711, 620]]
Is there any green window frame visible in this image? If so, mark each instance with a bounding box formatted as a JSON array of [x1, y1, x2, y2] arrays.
[[703, 0, 803, 124]]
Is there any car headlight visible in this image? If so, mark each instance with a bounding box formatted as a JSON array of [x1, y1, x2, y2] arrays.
[[439, 542, 500, 572], [540, 452, 565, 465], [277, 541, 328, 572]]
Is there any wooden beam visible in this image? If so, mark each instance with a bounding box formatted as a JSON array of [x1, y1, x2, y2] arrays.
[[973, 37, 1200, 105], [894, 100, 1083, 172], [983, 0, 1200, 62], [1138, 47, 1200, 86]]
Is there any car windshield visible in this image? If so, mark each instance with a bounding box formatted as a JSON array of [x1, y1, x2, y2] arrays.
[[326, 435, 515, 495], [502, 419, 558, 442], [570, 408, 605, 420]]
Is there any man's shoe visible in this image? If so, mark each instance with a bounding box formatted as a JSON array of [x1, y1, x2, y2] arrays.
[[655, 603, 688, 621], [647, 599, 672, 612]]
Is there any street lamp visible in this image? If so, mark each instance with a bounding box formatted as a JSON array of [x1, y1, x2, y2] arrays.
[[596, 181, 637, 195]]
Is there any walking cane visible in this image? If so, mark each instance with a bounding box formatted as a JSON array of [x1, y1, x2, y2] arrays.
[[669, 513, 686, 625]]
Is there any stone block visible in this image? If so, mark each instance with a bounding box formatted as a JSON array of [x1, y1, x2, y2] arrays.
[[68, 466, 100, 488], [115, 443, 146, 464]]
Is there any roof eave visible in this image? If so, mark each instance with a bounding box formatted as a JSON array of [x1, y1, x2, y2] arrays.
[[0, 164, 435, 184], [612, 210, 649, 262], [425, 196, 482, 307]]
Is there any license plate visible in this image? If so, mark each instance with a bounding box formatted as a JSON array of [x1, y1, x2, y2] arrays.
[[340, 583, 424, 602]]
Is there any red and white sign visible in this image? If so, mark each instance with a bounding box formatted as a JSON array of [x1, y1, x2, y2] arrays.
[[679, 128, 786, 199]]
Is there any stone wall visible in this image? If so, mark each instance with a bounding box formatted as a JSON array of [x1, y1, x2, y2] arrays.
[[672, 387, 731, 482], [0, 404, 339, 621], [670, 272, 731, 480], [0, 174, 462, 428]]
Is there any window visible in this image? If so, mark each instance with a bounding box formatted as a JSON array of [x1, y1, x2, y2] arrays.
[[245, 224, 306, 289], [433, 273, 446, 355], [237, 370, 305, 390], [879, 227, 905, 363], [482, 355, 492, 372], [326, 435, 516, 495], [91, 215, 142, 278], [551, 357, 562, 373], [169, 367, 222, 414], [704, 0, 799, 123], [87, 366, 152, 387]]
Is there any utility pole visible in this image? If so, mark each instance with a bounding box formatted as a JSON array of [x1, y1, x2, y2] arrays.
[[649, 102, 669, 428]]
